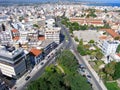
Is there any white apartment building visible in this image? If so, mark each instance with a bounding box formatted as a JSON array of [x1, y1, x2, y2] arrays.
[[0, 46, 26, 79], [45, 18, 55, 29], [45, 27, 61, 44], [100, 40, 120, 56], [0, 30, 13, 45]]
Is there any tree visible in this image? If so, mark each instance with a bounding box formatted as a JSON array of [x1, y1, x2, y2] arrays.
[[74, 37, 79, 42], [33, 24, 39, 28], [19, 16, 24, 22], [105, 61, 116, 76], [116, 44, 120, 53], [79, 39, 83, 45], [113, 62, 120, 80], [104, 9, 108, 13], [77, 45, 86, 56], [88, 40, 95, 46], [104, 61, 116, 79], [95, 51, 103, 60], [89, 40, 94, 44], [90, 51, 96, 60], [103, 23, 111, 29], [114, 36, 120, 40]]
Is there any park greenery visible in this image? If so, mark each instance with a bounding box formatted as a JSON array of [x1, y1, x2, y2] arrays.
[[27, 50, 92, 90], [77, 39, 103, 60], [105, 81, 120, 90], [116, 44, 120, 53], [86, 9, 97, 18], [103, 62, 120, 90], [33, 24, 39, 28], [92, 61, 120, 81]]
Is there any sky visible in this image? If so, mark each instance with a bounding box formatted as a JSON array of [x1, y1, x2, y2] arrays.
[[0, 0, 120, 3]]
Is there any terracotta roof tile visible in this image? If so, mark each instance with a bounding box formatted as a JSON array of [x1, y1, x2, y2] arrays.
[[106, 29, 119, 38], [11, 29, 19, 32], [30, 48, 42, 57], [12, 36, 19, 40], [117, 54, 120, 57], [39, 36, 45, 41]]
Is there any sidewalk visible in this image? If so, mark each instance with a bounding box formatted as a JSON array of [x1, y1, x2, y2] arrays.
[[83, 56, 107, 90]]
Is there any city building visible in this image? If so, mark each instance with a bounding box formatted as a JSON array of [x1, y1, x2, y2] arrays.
[[45, 27, 61, 44], [0, 45, 26, 79], [29, 48, 43, 66], [39, 39, 58, 57], [99, 40, 120, 56], [107, 54, 120, 63], [11, 29, 20, 41], [45, 18, 55, 29], [0, 29, 13, 45]]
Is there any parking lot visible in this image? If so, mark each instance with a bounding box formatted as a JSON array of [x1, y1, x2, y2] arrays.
[[73, 30, 100, 42]]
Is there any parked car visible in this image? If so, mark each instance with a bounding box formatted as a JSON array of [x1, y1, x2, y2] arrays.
[[40, 62, 44, 65], [87, 79, 92, 86], [79, 64, 86, 69], [14, 87, 17, 89], [78, 68, 86, 76], [25, 76, 31, 81], [47, 55, 50, 58], [86, 75, 91, 79]]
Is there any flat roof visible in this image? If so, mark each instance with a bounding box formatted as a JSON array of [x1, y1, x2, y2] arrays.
[[40, 39, 54, 48]]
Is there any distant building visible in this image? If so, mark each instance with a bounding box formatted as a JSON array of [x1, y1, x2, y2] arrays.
[[45, 18, 55, 29], [70, 18, 104, 26], [45, 27, 61, 44], [0, 30, 13, 45], [0, 46, 26, 79], [11, 29, 20, 41]]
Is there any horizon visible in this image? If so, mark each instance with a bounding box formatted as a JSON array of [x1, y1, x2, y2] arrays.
[[0, 0, 120, 3]]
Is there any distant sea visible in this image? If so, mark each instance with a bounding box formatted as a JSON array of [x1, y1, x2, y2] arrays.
[[0, 1, 120, 7], [87, 3, 120, 7]]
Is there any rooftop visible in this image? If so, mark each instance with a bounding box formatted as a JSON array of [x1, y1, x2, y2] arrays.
[[99, 35, 107, 40], [0, 45, 24, 64], [106, 29, 119, 38], [38, 36, 45, 41], [45, 27, 61, 32], [40, 39, 54, 48], [107, 40, 119, 44], [30, 48, 42, 57], [11, 29, 19, 33]]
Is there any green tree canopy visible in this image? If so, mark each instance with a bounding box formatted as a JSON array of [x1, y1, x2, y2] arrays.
[[116, 44, 120, 53], [95, 51, 103, 60], [113, 62, 120, 80]]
